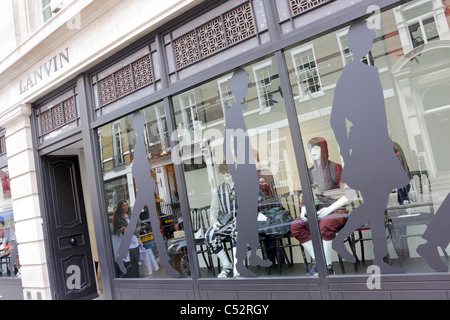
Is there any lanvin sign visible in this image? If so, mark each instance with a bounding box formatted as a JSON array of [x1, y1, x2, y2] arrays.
[[19, 47, 70, 95]]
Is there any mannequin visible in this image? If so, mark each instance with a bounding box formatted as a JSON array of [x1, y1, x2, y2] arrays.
[[205, 162, 240, 277], [291, 137, 349, 275]]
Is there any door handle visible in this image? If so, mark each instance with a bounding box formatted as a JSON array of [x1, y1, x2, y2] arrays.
[[70, 238, 77, 246]]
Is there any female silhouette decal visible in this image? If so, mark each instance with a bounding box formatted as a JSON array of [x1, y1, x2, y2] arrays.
[[330, 21, 409, 273], [223, 68, 272, 277], [115, 111, 179, 278]]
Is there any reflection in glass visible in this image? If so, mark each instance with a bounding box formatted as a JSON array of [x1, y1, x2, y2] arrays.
[[173, 56, 303, 278], [98, 102, 184, 278], [285, 0, 450, 275], [0, 166, 19, 277]]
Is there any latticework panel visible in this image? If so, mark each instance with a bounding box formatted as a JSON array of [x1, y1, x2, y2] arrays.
[[40, 110, 53, 134], [132, 55, 153, 89], [172, 2, 256, 70], [197, 17, 226, 58], [51, 104, 65, 128], [98, 75, 116, 106], [0, 136, 6, 155], [289, 0, 330, 16], [114, 66, 133, 98], [63, 97, 77, 123], [223, 2, 255, 45], [173, 31, 200, 69]]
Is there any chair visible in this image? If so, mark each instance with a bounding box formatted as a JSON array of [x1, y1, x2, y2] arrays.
[[192, 206, 269, 276], [388, 170, 448, 265], [345, 211, 393, 271], [341, 187, 395, 272]]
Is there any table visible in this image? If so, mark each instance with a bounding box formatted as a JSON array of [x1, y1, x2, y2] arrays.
[[386, 201, 434, 261]]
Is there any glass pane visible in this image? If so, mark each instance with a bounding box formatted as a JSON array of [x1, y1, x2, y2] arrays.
[[408, 22, 425, 47], [172, 56, 305, 278], [98, 102, 184, 278], [0, 166, 19, 277], [422, 16, 439, 42], [285, 0, 450, 275]]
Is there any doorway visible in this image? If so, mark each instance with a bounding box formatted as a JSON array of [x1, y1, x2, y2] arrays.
[[41, 142, 100, 300]]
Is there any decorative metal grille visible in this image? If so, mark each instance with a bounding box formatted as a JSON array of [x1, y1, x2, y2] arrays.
[[0, 136, 6, 155], [132, 55, 153, 89], [197, 17, 226, 58], [114, 66, 133, 98], [51, 104, 65, 128], [40, 110, 53, 134], [63, 97, 77, 123], [223, 2, 255, 45], [289, 0, 331, 16], [96, 54, 155, 107], [172, 2, 256, 70], [39, 96, 78, 135], [98, 75, 116, 106], [173, 31, 200, 69]]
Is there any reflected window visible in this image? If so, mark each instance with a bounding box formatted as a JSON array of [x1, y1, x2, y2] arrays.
[[291, 44, 322, 99]]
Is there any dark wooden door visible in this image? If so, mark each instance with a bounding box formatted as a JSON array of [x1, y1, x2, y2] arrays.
[[42, 155, 98, 300]]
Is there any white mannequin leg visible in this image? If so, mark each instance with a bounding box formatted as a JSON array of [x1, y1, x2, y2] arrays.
[[323, 240, 333, 266], [217, 249, 232, 267], [302, 240, 315, 260], [232, 246, 240, 276]]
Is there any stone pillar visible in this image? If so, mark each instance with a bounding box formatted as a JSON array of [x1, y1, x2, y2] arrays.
[[0, 104, 51, 300]]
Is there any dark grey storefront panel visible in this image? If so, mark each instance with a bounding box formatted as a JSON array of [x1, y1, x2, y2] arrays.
[[0, 279, 23, 300]]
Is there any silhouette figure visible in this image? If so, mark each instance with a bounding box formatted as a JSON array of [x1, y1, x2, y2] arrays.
[[223, 68, 272, 277], [115, 111, 179, 278], [417, 192, 450, 272], [330, 21, 409, 274]]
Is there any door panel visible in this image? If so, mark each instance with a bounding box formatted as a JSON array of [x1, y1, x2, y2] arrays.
[[42, 155, 98, 300]]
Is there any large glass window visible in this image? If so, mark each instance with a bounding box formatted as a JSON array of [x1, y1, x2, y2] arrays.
[[98, 102, 184, 278], [172, 56, 307, 279], [0, 166, 19, 278], [285, 0, 450, 275]]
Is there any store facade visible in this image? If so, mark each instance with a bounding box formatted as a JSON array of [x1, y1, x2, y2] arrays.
[[0, 0, 450, 300]]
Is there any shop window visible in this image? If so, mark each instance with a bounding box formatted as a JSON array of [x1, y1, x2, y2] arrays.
[[98, 102, 183, 278], [284, 0, 450, 276], [172, 56, 303, 279], [0, 162, 20, 278]]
